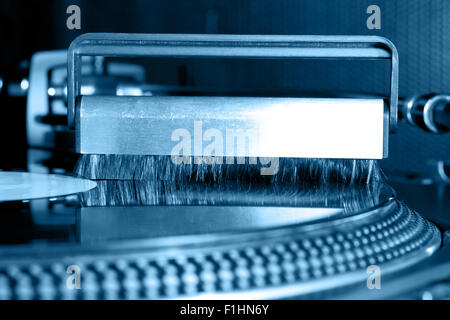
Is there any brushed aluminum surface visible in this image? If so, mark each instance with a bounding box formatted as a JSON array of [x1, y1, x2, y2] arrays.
[[77, 96, 386, 159]]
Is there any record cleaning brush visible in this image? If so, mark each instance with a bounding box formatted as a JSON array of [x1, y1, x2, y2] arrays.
[[68, 33, 398, 189]]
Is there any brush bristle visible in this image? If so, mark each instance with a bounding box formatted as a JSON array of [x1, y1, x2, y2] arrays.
[[79, 178, 384, 211], [74, 154, 383, 185]]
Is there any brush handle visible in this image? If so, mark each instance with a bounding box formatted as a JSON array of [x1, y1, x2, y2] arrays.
[[67, 33, 398, 130]]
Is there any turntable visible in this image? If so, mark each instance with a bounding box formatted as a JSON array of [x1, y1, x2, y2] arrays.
[[0, 171, 442, 300], [0, 32, 449, 301]]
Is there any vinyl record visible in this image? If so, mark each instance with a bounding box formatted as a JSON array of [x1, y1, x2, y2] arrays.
[[0, 172, 97, 202]]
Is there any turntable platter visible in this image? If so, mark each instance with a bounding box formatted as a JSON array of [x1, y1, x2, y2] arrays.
[[0, 179, 441, 299]]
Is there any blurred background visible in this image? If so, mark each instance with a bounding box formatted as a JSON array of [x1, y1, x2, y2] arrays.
[[0, 0, 448, 219]]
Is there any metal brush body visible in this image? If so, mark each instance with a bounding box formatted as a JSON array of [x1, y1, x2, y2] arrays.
[[69, 33, 398, 183], [76, 96, 388, 160]]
